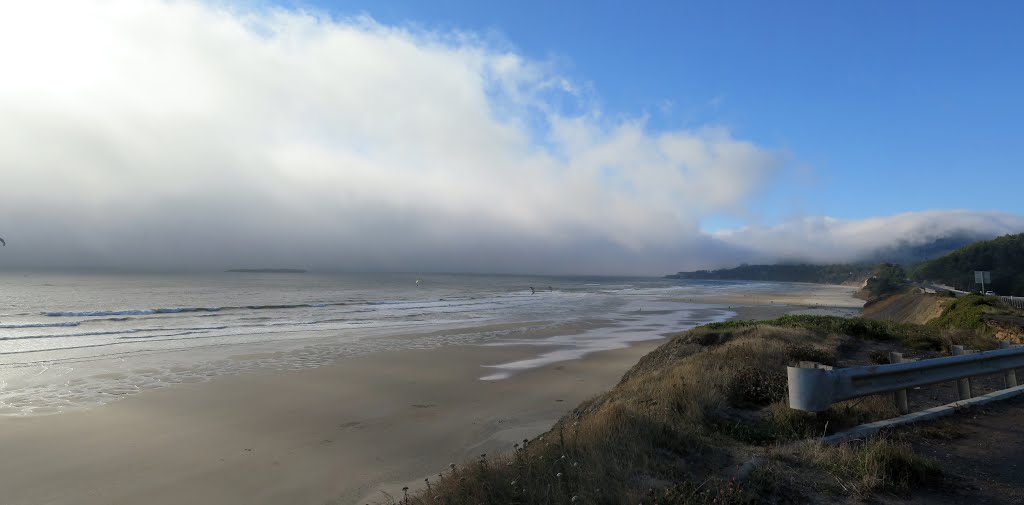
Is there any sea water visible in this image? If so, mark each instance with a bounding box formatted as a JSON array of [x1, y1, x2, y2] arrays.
[[0, 272, 792, 415]]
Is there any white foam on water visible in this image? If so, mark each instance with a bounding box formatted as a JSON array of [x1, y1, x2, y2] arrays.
[[479, 301, 736, 380], [0, 274, 756, 415]]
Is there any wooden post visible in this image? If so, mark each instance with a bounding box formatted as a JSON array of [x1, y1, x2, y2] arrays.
[[1000, 341, 1018, 388], [889, 352, 909, 414], [952, 345, 972, 400]]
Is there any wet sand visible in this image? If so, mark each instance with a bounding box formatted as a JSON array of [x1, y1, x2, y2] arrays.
[[0, 284, 861, 505], [0, 342, 664, 505], [685, 283, 863, 320]]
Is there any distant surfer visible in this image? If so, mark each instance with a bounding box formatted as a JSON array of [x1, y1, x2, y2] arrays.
[[548, 286, 553, 291], [530, 286, 535, 295]]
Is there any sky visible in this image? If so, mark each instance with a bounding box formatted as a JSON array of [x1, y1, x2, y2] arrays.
[[1, 0, 1022, 275]]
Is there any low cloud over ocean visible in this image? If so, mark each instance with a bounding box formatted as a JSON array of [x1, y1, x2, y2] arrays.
[[1, 1, 1021, 274]]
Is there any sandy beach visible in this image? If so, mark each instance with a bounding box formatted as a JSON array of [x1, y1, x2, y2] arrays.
[[686, 282, 864, 320], [0, 284, 860, 505]]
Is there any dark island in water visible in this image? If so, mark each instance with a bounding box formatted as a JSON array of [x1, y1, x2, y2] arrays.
[[225, 268, 308, 273]]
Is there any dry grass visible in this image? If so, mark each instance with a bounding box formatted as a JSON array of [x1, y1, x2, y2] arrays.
[[911, 420, 965, 441], [940, 327, 1000, 352], [799, 437, 944, 498], [766, 393, 898, 441], [391, 320, 942, 504]]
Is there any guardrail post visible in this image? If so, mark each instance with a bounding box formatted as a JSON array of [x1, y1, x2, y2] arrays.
[[1000, 341, 1019, 388], [889, 352, 909, 414], [952, 345, 972, 400], [787, 362, 834, 412]]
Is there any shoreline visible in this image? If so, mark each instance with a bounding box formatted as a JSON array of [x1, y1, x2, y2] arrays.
[[0, 339, 669, 505], [0, 284, 862, 505]]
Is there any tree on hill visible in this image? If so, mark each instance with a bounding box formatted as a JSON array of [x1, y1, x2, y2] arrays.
[[911, 233, 1024, 295], [668, 263, 872, 284], [862, 263, 907, 299]]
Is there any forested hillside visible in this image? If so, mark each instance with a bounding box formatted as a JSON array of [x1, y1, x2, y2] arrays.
[[668, 263, 873, 284], [911, 233, 1024, 295]]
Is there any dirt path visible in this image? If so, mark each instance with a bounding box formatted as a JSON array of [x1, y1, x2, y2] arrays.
[[889, 395, 1024, 504]]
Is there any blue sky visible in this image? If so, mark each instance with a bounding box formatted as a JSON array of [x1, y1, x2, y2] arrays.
[[291, 0, 1024, 230]]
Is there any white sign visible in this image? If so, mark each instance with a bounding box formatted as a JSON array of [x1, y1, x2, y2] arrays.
[[975, 271, 991, 284]]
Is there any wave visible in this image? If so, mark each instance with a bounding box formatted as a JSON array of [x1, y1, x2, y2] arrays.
[[0, 329, 141, 341], [45, 308, 221, 317], [38, 296, 532, 322], [0, 325, 233, 342], [46, 307, 151, 315], [118, 326, 228, 339], [243, 303, 323, 310], [0, 321, 81, 329], [43, 302, 344, 318]]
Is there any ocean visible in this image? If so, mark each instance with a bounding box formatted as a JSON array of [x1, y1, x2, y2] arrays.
[[0, 272, 800, 415]]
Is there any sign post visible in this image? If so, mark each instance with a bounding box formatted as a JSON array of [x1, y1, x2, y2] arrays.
[[975, 271, 991, 293]]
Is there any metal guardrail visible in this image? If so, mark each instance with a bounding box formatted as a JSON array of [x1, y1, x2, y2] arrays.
[[920, 284, 1021, 303], [1000, 295, 1024, 310], [788, 342, 1024, 412]]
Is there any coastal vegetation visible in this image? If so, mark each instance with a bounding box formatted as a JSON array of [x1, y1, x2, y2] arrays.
[[922, 293, 1024, 345], [927, 294, 1008, 333], [387, 267, 1024, 504], [671, 234, 1024, 298], [398, 315, 969, 504], [856, 263, 909, 300], [669, 261, 908, 294], [666, 233, 987, 286], [668, 263, 873, 285], [911, 233, 1024, 295]]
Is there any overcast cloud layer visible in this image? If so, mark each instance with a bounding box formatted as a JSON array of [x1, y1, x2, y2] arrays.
[[715, 210, 1024, 266], [1, 1, 1021, 275]]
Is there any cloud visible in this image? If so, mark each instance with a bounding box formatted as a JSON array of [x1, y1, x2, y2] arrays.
[[0, 0, 787, 274], [712, 210, 1024, 265], [2, 2, 1020, 276]]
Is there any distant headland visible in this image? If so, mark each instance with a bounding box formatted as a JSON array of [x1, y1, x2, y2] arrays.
[[225, 268, 307, 273]]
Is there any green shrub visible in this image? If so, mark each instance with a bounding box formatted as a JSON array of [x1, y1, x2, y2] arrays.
[[868, 350, 891, 364], [727, 366, 787, 407], [785, 343, 838, 365], [928, 293, 1005, 332], [862, 263, 908, 299]]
